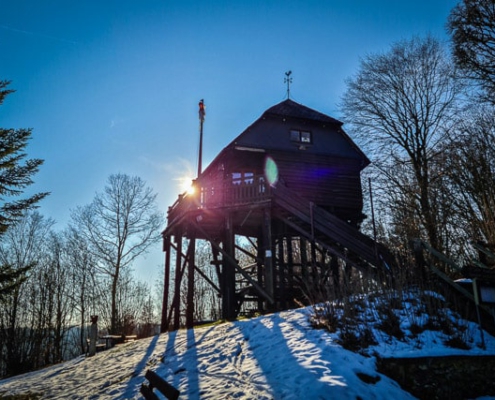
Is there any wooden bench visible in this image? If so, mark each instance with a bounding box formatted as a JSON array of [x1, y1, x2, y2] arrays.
[[100, 334, 137, 348], [124, 334, 137, 343], [140, 369, 180, 400], [86, 338, 106, 353]]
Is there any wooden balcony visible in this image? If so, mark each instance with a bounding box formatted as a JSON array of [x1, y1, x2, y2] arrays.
[[165, 174, 272, 236]]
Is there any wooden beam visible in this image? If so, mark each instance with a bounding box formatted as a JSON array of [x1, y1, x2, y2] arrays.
[[300, 237, 308, 281], [279, 214, 376, 277], [192, 219, 274, 304], [263, 207, 274, 303], [278, 235, 286, 309], [235, 243, 262, 264], [172, 234, 183, 331], [272, 183, 384, 267], [286, 237, 295, 297], [161, 236, 171, 333], [169, 241, 221, 293], [416, 240, 463, 273], [257, 235, 264, 312], [186, 234, 196, 329], [415, 239, 495, 319], [223, 214, 236, 320]]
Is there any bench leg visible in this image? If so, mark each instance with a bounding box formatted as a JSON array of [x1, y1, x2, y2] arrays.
[[140, 383, 160, 400]]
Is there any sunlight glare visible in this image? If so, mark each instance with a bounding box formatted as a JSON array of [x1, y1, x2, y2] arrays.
[[178, 176, 194, 195], [187, 184, 195, 195]]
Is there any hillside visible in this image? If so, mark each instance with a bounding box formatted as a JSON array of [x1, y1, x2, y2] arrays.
[[1, 291, 495, 399]]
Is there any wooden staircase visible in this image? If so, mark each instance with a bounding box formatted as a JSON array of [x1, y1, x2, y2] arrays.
[[270, 182, 395, 283]]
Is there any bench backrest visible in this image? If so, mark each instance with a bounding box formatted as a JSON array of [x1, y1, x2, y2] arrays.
[[142, 370, 180, 400]]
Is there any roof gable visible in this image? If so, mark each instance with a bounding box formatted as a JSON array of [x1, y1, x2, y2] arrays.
[[201, 99, 370, 177], [229, 99, 369, 165], [262, 99, 343, 126]]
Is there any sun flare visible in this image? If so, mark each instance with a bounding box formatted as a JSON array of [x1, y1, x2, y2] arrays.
[[178, 176, 195, 195]]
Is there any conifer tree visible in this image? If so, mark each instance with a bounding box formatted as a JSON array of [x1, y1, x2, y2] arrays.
[[0, 80, 48, 300]]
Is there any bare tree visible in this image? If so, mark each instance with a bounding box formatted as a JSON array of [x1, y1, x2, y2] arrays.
[[341, 36, 464, 254], [71, 174, 164, 334], [36, 232, 75, 365], [448, 0, 495, 103], [63, 227, 100, 354], [137, 292, 158, 338], [113, 268, 154, 335], [443, 105, 495, 254]]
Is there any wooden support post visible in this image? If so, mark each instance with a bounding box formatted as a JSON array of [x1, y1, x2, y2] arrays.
[[186, 234, 196, 329], [161, 236, 171, 333], [222, 214, 236, 320], [212, 245, 222, 288], [278, 236, 286, 310], [310, 241, 318, 280], [192, 219, 273, 304], [263, 207, 274, 307], [173, 234, 183, 330], [331, 256, 340, 296], [321, 247, 327, 271], [300, 237, 308, 281], [167, 239, 221, 294], [256, 235, 264, 312], [287, 237, 294, 307]]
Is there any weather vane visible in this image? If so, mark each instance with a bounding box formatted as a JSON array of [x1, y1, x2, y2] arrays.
[[284, 70, 292, 99]]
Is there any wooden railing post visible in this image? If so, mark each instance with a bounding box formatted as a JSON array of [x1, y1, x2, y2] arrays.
[[263, 207, 274, 305]]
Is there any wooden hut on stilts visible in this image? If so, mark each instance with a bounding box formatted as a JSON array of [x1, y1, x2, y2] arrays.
[[160, 93, 394, 332]]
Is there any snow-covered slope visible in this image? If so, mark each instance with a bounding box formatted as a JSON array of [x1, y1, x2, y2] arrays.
[[1, 306, 495, 399]]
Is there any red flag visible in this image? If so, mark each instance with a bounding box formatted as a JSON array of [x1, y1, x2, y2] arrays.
[[199, 99, 205, 121]]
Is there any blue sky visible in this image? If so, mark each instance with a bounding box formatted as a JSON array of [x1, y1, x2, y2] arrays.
[[0, 0, 457, 283]]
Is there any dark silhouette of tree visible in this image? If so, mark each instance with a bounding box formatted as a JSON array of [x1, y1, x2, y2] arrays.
[[71, 173, 164, 334], [444, 105, 495, 253], [63, 227, 99, 354], [0, 80, 48, 302], [340, 36, 463, 255], [0, 212, 54, 377], [448, 0, 495, 103]]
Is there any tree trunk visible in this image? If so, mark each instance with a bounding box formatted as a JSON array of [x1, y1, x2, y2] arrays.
[[111, 268, 119, 334]]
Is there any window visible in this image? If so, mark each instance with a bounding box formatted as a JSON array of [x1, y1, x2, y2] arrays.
[[300, 131, 311, 143], [232, 171, 254, 185], [290, 130, 300, 142], [290, 129, 312, 144]]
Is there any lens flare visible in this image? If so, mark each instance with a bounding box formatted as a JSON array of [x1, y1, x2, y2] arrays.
[[264, 156, 279, 186]]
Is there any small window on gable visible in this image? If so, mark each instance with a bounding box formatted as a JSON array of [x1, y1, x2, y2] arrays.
[[301, 131, 311, 143], [290, 129, 312, 144], [290, 130, 300, 142]]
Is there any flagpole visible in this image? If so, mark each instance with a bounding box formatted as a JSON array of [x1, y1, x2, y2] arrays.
[[198, 99, 205, 177]]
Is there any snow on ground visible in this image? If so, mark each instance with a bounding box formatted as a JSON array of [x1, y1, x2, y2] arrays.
[[1, 305, 495, 399]]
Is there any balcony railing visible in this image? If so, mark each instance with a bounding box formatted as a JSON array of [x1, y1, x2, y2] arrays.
[[167, 174, 271, 227], [202, 174, 269, 207]]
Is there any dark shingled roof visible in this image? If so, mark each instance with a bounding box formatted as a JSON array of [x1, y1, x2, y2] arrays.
[[200, 98, 371, 177], [262, 99, 342, 126]]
